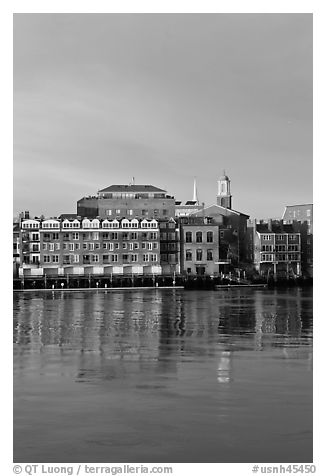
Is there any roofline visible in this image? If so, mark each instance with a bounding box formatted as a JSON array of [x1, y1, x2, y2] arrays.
[[190, 203, 250, 218]]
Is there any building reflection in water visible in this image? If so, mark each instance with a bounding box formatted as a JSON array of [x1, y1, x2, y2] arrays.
[[13, 287, 312, 386]]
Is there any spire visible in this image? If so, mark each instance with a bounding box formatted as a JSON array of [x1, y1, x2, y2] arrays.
[[193, 178, 199, 204]]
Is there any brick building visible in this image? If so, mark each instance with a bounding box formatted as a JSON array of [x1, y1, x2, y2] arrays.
[[179, 216, 220, 276], [77, 184, 175, 220]]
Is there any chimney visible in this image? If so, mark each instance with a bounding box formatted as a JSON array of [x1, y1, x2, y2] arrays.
[[24, 211, 30, 219], [267, 219, 273, 232]]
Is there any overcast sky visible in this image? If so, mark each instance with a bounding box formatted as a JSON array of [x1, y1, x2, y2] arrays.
[[13, 13, 312, 219]]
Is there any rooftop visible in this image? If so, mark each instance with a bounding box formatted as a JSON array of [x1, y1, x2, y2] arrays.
[[98, 184, 167, 193]]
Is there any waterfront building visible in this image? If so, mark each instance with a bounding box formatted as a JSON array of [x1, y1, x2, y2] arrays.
[[159, 218, 180, 275], [13, 222, 20, 278], [247, 219, 302, 278], [188, 174, 249, 270], [19, 217, 162, 278], [77, 184, 175, 220], [179, 216, 220, 276], [282, 204, 313, 277]]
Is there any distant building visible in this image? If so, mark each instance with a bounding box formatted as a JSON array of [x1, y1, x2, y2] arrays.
[[282, 204, 313, 277], [77, 184, 175, 220], [248, 219, 302, 278], [179, 216, 220, 276]]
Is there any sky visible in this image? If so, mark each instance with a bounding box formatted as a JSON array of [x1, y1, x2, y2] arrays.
[[13, 13, 312, 219]]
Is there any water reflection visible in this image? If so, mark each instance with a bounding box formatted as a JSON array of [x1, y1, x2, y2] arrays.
[[13, 288, 313, 463]]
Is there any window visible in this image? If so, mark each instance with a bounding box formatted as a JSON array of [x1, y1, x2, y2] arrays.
[[196, 232, 202, 243], [115, 209, 121, 214], [111, 232, 118, 240], [83, 243, 88, 250], [153, 242, 158, 249], [131, 254, 138, 262], [69, 243, 74, 251], [220, 231, 224, 238], [43, 243, 47, 250], [63, 233, 70, 240], [43, 255, 50, 263], [207, 249, 213, 261], [185, 232, 192, 243], [127, 209, 133, 216], [151, 254, 157, 262], [207, 231, 213, 243], [150, 232, 157, 240], [111, 254, 118, 262], [93, 232, 99, 240], [73, 255, 79, 263], [134, 243, 139, 250], [63, 255, 70, 264], [196, 249, 202, 261], [52, 233, 59, 240], [91, 254, 99, 262], [106, 209, 112, 216], [142, 243, 146, 249], [95, 243, 100, 249], [49, 243, 54, 251], [143, 254, 149, 262], [75, 243, 80, 250], [129, 243, 133, 250], [114, 243, 119, 249], [186, 250, 192, 261], [52, 255, 59, 263], [147, 243, 153, 250], [122, 243, 127, 249], [122, 232, 129, 240], [262, 235, 272, 241], [89, 243, 94, 251], [307, 209, 311, 217], [122, 254, 129, 262], [278, 235, 285, 241], [55, 243, 60, 250], [72, 233, 79, 240], [289, 235, 297, 241]]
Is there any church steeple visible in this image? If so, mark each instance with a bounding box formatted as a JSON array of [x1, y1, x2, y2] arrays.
[[217, 172, 232, 209], [192, 178, 199, 205]]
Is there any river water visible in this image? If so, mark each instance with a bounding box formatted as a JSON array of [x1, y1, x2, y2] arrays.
[[13, 287, 313, 463]]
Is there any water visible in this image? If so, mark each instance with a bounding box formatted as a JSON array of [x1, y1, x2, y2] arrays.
[[13, 287, 313, 463]]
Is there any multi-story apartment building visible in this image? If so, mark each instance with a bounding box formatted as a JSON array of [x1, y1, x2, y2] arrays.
[[248, 219, 302, 278], [159, 218, 180, 275], [282, 204, 313, 277], [77, 184, 175, 220], [179, 216, 220, 276], [19, 217, 161, 278]]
